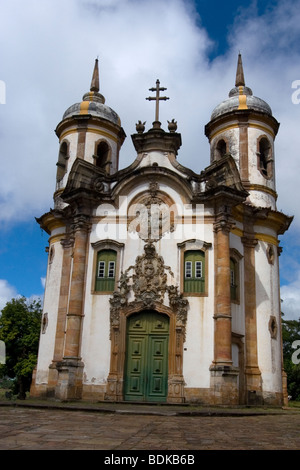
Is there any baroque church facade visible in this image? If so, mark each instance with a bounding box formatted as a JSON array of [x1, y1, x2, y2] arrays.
[[31, 55, 292, 406]]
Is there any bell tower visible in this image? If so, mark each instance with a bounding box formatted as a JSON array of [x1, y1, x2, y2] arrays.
[[205, 53, 279, 210], [54, 59, 126, 209]]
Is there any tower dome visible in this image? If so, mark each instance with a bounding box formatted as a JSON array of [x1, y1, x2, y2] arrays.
[[205, 53, 280, 211], [54, 59, 126, 208], [62, 59, 121, 126], [211, 54, 272, 120]]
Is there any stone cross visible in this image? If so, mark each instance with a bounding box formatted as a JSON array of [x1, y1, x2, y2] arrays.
[[146, 79, 169, 123]]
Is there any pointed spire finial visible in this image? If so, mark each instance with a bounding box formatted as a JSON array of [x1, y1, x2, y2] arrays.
[[90, 58, 100, 92], [235, 52, 245, 87]]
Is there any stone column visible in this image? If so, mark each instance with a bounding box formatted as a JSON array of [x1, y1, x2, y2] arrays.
[[210, 208, 239, 405], [55, 215, 90, 400], [48, 237, 74, 394], [213, 218, 232, 366], [242, 213, 262, 405]]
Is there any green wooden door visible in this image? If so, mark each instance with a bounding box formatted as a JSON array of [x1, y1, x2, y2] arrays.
[[124, 311, 169, 402]]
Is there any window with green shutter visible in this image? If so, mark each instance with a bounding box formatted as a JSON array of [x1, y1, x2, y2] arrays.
[[184, 250, 205, 293], [95, 249, 117, 292]]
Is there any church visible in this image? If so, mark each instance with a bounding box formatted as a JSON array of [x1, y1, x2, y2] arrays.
[[30, 54, 293, 406]]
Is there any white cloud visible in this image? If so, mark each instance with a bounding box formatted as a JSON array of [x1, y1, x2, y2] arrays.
[[41, 277, 46, 289], [0, 280, 18, 312]]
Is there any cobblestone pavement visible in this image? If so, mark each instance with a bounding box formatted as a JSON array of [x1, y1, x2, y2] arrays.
[[0, 406, 300, 450]]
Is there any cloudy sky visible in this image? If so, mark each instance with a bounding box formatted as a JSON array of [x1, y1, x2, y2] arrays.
[[0, 0, 299, 319]]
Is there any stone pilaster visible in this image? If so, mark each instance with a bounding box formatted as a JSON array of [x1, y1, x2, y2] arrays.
[[48, 236, 74, 394], [55, 215, 90, 401], [210, 208, 239, 405], [242, 213, 262, 405]]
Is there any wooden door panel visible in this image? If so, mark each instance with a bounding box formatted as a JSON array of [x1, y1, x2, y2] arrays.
[[125, 312, 169, 402]]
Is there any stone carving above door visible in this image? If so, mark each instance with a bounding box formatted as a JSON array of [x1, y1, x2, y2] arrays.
[[109, 242, 188, 339]]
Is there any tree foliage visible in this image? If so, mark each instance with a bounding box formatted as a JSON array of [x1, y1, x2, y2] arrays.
[[0, 297, 42, 399], [282, 316, 300, 400]]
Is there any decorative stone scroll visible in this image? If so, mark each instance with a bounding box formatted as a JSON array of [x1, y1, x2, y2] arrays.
[[109, 242, 188, 338]]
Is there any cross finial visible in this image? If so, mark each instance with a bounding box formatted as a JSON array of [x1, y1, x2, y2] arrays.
[[146, 79, 169, 127]]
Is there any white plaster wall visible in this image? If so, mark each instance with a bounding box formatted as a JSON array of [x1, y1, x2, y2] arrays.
[[84, 206, 216, 387], [80, 237, 113, 384], [35, 241, 64, 384], [255, 241, 283, 393]]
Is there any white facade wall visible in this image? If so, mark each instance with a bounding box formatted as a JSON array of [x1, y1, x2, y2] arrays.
[[255, 240, 282, 394], [35, 240, 64, 384]]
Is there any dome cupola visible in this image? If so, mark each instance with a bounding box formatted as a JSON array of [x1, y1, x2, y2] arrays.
[[211, 54, 272, 120], [205, 54, 280, 210]]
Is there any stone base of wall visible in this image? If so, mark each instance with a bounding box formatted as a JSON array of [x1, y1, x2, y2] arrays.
[[30, 366, 285, 407], [209, 365, 239, 405], [82, 384, 106, 401]]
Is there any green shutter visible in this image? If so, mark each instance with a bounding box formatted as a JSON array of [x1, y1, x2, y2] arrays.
[[95, 249, 117, 292], [184, 250, 205, 293]]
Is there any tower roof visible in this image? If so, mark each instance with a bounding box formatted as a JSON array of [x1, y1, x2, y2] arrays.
[[61, 59, 121, 126], [210, 54, 272, 121]]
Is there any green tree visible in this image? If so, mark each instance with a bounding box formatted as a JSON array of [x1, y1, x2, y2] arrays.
[[0, 297, 42, 399], [282, 316, 300, 400]]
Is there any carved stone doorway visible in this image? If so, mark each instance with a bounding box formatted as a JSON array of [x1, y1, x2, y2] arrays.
[[105, 242, 188, 403]]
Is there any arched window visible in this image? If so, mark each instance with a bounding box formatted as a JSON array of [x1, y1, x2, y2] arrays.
[[56, 142, 68, 182], [95, 249, 117, 292], [184, 250, 205, 293], [95, 141, 110, 171], [215, 139, 227, 160], [258, 137, 272, 178]]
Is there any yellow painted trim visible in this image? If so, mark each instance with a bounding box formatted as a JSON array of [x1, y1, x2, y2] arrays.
[[41, 214, 65, 232], [230, 227, 244, 238], [210, 124, 240, 140], [248, 123, 275, 138], [230, 226, 278, 246], [79, 101, 90, 115], [87, 127, 118, 142], [59, 127, 118, 143], [209, 121, 275, 141], [248, 184, 277, 199], [49, 234, 66, 245], [255, 233, 278, 246], [238, 87, 248, 110]]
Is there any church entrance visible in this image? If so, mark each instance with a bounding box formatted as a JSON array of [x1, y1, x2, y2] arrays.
[[124, 311, 169, 402]]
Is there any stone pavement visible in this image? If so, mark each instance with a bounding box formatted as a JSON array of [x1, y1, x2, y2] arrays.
[[1, 401, 300, 450]]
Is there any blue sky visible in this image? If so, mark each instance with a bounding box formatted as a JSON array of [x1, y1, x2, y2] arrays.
[[0, 0, 299, 319]]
